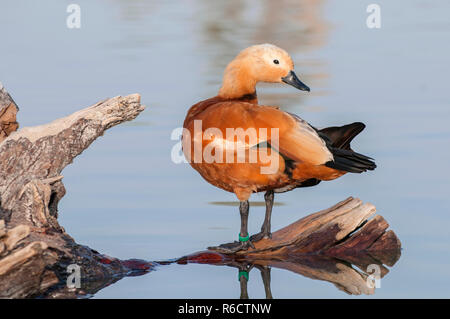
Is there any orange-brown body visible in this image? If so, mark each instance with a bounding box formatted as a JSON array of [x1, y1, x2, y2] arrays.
[[183, 94, 346, 201]]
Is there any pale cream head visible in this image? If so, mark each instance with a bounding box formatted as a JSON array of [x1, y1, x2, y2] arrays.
[[218, 44, 309, 99]]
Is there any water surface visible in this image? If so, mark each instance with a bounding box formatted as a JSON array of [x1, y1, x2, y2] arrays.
[[1, 0, 449, 298]]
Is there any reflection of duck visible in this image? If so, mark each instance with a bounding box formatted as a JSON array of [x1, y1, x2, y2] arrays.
[[176, 249, 402, 298], [183, 44, 376, 253]]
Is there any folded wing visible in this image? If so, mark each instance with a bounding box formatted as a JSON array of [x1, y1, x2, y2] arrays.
[[249, 107, 333, 165]]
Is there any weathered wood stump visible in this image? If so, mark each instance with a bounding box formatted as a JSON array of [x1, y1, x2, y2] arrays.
[[219, 196, 400, 257], [0, 83, 151, 298], [0, 83, 401, 298]]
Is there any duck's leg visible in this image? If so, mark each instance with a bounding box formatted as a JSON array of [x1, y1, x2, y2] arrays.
[[208, 200, 255, 253], [258, 265, 273, 299], [238, 263, 253, 299], [237, 200, 255, 250], [250, 190, 274, 242], [239, 273, 249, 299], [261, 190, 274, 237]]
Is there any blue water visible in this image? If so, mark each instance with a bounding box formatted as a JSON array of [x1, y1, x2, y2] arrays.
[[1, 0, 449, 298]]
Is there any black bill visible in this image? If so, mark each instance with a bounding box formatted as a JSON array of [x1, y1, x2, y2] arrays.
[[281, 70, 310, 92]]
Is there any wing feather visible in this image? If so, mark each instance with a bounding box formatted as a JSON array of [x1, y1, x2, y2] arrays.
[[250, 107, 333, 165]]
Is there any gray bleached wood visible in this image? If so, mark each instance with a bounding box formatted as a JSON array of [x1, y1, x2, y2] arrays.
[[0, 87, 146, 298]]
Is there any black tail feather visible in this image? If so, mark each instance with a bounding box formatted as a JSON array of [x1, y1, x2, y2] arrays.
[[318, 122, 365, 150], [325, 147, 376, 173], [319, 122, 376, 173]]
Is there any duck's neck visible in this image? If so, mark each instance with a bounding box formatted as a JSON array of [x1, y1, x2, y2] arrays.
[[218, 60, 258, 103]]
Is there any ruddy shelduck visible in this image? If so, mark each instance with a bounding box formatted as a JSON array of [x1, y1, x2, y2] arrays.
[[183, 44, 376, 253]]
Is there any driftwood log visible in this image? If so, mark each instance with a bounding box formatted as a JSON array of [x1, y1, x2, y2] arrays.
[[207, 197, 400, 258], [175, 197, 401, 297], [0, 83, 151, 298], [0, 83, 401, 298]]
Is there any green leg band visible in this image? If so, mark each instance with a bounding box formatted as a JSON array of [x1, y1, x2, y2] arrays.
[[239, 234, 250, 242], [239, 270, 249, 281]]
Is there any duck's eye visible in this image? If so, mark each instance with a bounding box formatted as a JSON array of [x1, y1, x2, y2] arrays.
[[273, 59, 279, 65]]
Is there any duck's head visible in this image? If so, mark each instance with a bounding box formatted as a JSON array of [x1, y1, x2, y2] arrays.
[[219, 44, 310, 99]]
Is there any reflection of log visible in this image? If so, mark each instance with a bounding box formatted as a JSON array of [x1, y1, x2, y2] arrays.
[[177, 252, 387, 296], [0, 84, 150, 298], [267, 255, 376, 295]]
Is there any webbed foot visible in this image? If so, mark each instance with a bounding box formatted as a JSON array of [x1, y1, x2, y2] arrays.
[[250, 230, 272, 242]]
